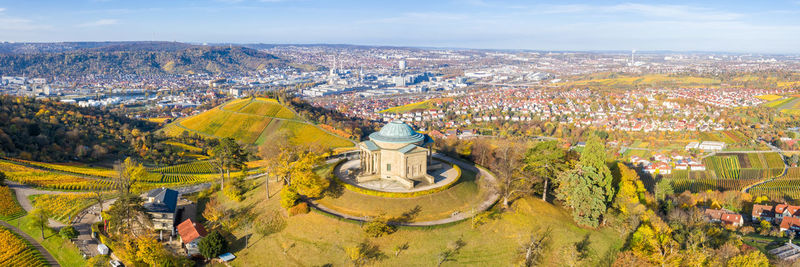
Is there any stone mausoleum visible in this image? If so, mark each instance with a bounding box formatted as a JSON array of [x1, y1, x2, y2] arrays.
[[357, 120, 434, 189]]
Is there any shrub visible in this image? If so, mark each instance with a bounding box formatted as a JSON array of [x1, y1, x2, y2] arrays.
[[362, 218, 396, 237], [288, 202, 309, 216], [198, 230, 228, 259], [280, 188, 299, 209], [59, 225, 79, 239]]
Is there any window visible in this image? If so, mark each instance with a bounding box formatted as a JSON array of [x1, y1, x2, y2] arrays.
[[386, 164, 391, 171]]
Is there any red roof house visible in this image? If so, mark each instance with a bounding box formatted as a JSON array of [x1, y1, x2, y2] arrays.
[[177, 218, 207, 245]]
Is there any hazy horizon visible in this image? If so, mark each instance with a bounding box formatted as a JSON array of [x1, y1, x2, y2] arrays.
[[2, 0, 800, 53]]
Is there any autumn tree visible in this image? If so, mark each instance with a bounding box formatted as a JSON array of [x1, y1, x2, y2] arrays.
[[210, 137, 247, 190], [493, 140, 528, 208], [28, 208, 50, 239]]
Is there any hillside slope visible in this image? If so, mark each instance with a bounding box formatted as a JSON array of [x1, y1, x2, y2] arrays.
[[163, 98, 354, 149], [0, 44, 287, 77]]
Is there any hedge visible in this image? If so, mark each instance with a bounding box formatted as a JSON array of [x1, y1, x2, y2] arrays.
[[332, 160, 462, 198]]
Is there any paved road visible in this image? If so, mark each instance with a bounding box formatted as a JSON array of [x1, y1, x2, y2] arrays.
[[308, 153, 500, 226], [0, 220, 61, 266]]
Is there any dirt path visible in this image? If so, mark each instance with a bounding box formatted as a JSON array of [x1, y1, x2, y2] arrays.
[[0, 220, 61, 267]]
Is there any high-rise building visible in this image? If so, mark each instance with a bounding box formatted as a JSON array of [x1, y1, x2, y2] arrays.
[[399, 60, 406, 70]]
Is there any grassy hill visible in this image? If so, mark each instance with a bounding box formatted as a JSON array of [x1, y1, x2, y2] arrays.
[[163, 98, 354, 149], [211, 175, 623, 266]]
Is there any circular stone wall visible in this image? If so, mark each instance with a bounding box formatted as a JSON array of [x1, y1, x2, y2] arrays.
[[335, 158, 460, 194]]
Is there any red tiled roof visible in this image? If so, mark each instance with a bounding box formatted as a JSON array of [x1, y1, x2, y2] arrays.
[[781, 216, 800, 230], [177, 219, 207, 244], [721, 213, 742, 225]]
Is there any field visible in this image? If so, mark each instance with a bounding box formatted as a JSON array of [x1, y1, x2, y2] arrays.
[[0, 186, 25, 220], [555, 73, 720, 88], [0, 226, 48, 267], [164, 98, 353, 150], [380, 98, 453, 114], [212, 178, 623, 266], [755, 94, 784, 101], [30, 193, 99, 224]]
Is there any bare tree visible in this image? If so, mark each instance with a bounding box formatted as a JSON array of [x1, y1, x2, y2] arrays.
[[520, 227, 551, 267]]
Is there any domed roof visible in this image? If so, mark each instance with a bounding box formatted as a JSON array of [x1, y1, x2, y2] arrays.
[[369, 120, 426, 144]]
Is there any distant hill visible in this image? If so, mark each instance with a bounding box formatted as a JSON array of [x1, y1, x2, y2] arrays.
[[0, 42, 290, 77], [162, 97, 354, 149]]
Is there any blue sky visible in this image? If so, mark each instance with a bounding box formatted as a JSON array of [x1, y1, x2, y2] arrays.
[[1, 0, 800, 53]]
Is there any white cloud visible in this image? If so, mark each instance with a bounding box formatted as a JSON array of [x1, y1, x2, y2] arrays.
[[0, 8, 6, 13], [78, 19, 118, 27]]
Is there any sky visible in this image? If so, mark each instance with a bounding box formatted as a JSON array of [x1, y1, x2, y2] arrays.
[[1, 0, 800, 53]]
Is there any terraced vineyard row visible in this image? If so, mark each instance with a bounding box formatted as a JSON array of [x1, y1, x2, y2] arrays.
[[667, 153, 786, 193], [669, 170, 763, 192], [0, 186, 25, 220], [1, 157, 115, 178], [151, 161, 217, 174], [1, 161, 115, 191], [0, 226, 48, 267], [750, 167, 800, 200], [30, 193, 100, 224]]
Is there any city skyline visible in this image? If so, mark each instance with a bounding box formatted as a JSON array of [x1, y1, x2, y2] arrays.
[[2, 0, 800, 53]]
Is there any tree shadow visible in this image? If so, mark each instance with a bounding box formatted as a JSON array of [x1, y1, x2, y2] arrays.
[[392, 205, 422, 223]]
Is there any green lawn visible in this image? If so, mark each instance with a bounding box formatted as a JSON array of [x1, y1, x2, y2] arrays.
[[2, 215, 87, 266]]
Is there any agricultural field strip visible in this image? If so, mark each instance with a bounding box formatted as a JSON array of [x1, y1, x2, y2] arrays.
[[0, 157, 110, 180]]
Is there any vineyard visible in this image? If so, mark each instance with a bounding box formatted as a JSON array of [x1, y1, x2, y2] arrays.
[[705, 155, 740, 180], [0, 226, 48, 267], [30, 193, 99, 224], [0, 161, 115, 191], [2, 157, 115, 178], [749, 167, 800, 200], [665, 153, 786, 193], [0, 186, 25, 220], [151, 161, 216, 174]]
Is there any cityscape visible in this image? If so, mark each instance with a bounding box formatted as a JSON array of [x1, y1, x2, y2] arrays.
[[2, 1, 800, 266]]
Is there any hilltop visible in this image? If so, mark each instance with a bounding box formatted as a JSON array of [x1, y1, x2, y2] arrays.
[[0, 42, 289, 77], [162, 97, 354, 149]]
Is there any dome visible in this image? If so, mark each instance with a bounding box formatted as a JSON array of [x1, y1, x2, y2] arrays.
[[369, 120, 426, 144]]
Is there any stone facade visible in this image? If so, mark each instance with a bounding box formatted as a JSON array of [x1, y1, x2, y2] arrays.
[[357, 121, 434, 189]]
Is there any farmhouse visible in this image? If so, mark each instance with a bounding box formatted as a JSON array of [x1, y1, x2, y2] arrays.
[[357, 120, 435, 189], [703, 208, 743, 227], [144, 187, 179, 231]]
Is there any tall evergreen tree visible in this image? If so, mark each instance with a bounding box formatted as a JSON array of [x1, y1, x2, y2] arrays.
[[556, 166, 606, 227], [577, 134, 615, 203]]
